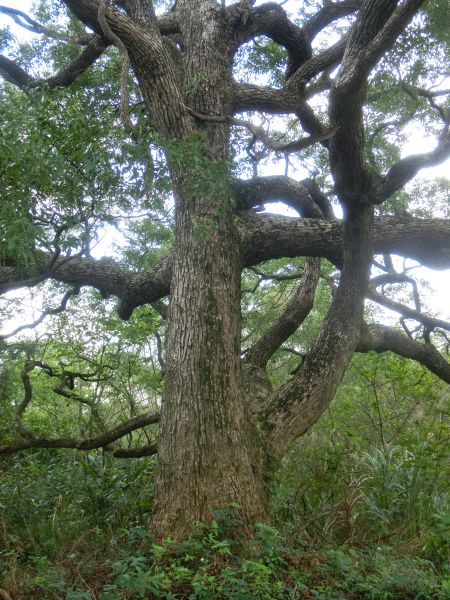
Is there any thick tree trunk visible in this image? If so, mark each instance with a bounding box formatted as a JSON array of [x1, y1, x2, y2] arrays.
[[151, 199, 268, 539], [150, 0, 268, 540]]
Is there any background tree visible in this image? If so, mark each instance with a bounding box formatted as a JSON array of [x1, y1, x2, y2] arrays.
[[0, 0, 449, 542]]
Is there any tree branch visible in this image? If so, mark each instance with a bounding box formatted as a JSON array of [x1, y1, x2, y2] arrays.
[[358, 323, 450, 384], [302, 0, 362, 42], [327, 0, 426, 205], [240, 213, 450, 272], [233, 2, 311, 80], [233, 175, 324, 216], [0, 286, 80, 339], [231, 116, 337, 154], [262, 205, 374, 461], [376, 131, 450, 203], [0, 35, 107, 89], [0, 407, 160, 456], [368, 288, 450, 334], [233, 82, 299, 114], [112, 442, 158, 458], [245, 257, 320, 369], [2, 216, 450, 317], [287, 35, 347, 91], [0, 5, 93, 43], [0, 55, 34, 87]]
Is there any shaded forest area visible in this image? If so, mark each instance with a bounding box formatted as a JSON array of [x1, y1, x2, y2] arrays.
[[0, 0, 449, 597]]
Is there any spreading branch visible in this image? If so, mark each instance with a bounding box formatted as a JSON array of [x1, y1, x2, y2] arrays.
[[0, 4, 93, 43], [1, 356, 160, 456], [0, 286, 80, 340], [245, 257, 320, 370], [0, 35, 107, 89], [358, 323, 450, 384], [376, 131, 450, 202], [2, 215, 450, 317]]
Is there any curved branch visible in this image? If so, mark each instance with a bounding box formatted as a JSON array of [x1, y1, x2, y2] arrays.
[[61, 0, 193, 140], [329, 0, 425, 204], [358, 323, 450, 384], [14, 362, 38, 440], [232, 116, 337, 154], [233, 2, 311, 79], [245, 257, 320, 369], [0, 35, 107, 89], [368, 289, 450, 334], [232, 175, 330, 217], [0, 409, 160, 456], [0, 5, 85, 42], [376, 132, 450, 203], [302, 0, 362, 42], [262, 205, 374, 461], [0, 286, 80, 339]]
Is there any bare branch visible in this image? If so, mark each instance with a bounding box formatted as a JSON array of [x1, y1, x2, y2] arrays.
[[0, 286, 80, 340], [245, 257, 320, 369], [302, 0, 362, 42], [358, 323, 450, 384], [0, 5, 90, 43], [376, 131, 450, 203], [368, 288, 450, 334], [230, 116, 337, 154], [0, 407, 160, 456], [0, 35, 107, 89]]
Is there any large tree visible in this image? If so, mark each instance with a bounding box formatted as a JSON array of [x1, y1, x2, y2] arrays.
[[0, 0, 449, 540]]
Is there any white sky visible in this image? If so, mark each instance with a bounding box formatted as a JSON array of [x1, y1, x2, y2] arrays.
[[0, 0, 449, 328]]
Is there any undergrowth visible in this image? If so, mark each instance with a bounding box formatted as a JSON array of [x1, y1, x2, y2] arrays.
[[1, 451, 449, 599]]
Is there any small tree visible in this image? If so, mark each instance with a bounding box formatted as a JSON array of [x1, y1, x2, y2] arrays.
[[0, 0, 449, 540]]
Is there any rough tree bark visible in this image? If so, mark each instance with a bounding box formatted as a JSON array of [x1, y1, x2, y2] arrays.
[[1, 0, 449, 541]]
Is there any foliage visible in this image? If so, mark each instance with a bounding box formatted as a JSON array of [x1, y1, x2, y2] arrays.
[[1, 352, 449, 598], [1, 488, 448, 598]]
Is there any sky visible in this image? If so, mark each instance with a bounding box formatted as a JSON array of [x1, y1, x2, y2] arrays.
[[0, 0, 449, 328]]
